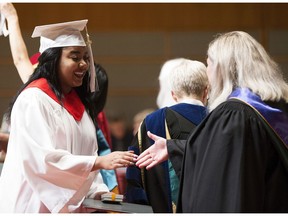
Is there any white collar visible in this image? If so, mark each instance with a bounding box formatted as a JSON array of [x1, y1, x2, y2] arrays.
[[177, 98, 204, 107]]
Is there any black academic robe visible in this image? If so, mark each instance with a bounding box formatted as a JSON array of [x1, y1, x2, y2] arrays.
[[177, 99, 288, 213], [125, 103, 207, 213]]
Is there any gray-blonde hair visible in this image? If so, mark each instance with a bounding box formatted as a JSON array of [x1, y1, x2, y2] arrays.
[[207, 31, 288, 111], [157, 58, 184, 108], [170, 58, 208, 99]]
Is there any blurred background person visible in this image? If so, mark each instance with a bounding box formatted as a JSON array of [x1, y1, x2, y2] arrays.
[[108, 112, 134, 152], [92, 63, 119, 194], [156, 59, 181, 109], [132, 108, 155, 135], [92, 63, 112, 148], [0, 2, 33, 83], [0, 113, 9, 174]]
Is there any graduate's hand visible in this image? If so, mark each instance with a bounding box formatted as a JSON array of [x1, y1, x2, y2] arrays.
[[93, 150, 138, 171], [136, 131, 168, 170]]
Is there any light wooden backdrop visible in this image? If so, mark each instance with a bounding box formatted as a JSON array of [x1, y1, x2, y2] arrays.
[[1, 3, 288, 126]]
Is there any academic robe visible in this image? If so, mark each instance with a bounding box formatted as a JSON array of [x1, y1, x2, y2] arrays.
[[177, 91, 288, 213], [0, 78, 109, 213], [126, 102, 207, 213]]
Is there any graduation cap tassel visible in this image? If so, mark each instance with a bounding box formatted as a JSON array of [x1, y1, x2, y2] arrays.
[[85, 26, 99, 93]]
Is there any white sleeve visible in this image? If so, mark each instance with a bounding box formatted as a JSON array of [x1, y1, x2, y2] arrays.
[[86, 172, 109, 200]]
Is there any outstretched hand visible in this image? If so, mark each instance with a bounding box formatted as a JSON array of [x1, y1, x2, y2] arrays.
[[94, 150, 138, 171], [136, 131, 168, 170]]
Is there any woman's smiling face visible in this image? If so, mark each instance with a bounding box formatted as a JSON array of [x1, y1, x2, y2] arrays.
[[58, 46, 90, 94]]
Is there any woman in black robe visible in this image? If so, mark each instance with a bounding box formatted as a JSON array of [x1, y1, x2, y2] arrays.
[[137, 31, 288, 213]]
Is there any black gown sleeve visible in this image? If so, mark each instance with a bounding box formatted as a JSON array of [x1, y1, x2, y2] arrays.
[[167, 139, 186, 179], [165, 107, 197, 179], [177, 100, 288, 213]]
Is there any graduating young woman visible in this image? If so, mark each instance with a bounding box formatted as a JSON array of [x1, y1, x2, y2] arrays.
[[0, 19, 137, 213]]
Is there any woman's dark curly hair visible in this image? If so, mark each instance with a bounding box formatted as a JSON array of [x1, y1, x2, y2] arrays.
[[6, 47, 97, 126]]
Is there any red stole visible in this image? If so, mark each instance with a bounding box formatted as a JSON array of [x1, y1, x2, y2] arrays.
[[26, 78, 84, 121]]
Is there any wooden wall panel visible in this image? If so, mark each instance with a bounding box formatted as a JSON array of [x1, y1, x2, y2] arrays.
[[1, 3, 288, 125], [91, 32, 165, 57], [269, 30, 288, 55], [14, 3, 288, 31]]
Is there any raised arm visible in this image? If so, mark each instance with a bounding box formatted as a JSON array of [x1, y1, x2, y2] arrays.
[[0, 3, 33, 83]]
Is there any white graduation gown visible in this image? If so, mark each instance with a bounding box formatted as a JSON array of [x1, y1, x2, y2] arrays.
[[0, 87, 109, 213]]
